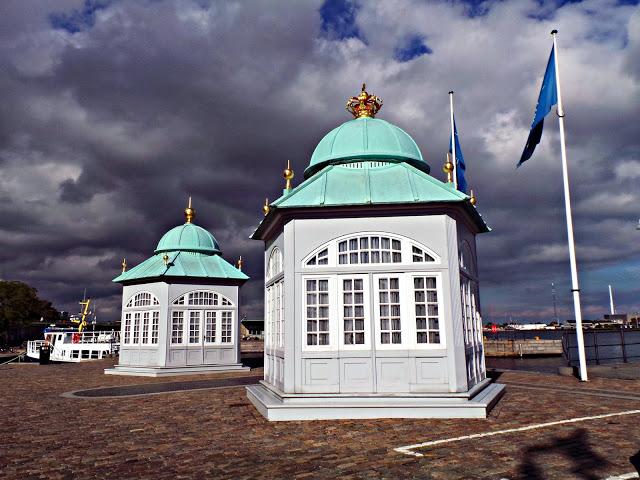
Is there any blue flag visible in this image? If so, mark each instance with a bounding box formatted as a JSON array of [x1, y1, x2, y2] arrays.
[[518, 45, 558, 167], [449, 118, 467, 193]]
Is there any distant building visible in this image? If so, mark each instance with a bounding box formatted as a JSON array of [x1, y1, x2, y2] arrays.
[[246, 86, 504, 420], [603, 313, 631, 326], [241, 319, 264, 339], [106, 202, 249, 377]]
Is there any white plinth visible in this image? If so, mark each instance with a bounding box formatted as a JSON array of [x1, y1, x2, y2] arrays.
[[246, 380, 505, 421], [105, 363, 250, 377]]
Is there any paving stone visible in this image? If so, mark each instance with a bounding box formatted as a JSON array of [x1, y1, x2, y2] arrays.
[[1, 360, 639, 479]]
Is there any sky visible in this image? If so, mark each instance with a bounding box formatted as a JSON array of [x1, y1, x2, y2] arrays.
[[0, 0, 638, 324]]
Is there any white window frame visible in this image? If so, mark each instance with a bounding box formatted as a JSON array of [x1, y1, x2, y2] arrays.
[[338, 274, 371, 350], [220, 311, 233, 343], [302, 276, 337, 351], [171, 290, 234, 307], [188, 310, 202, 345], [151, 311, 159, 345], [141, 311, 150, 345], [266, 247, 283, 281], [408, 272, 446, 349], [171, 311, 184, 345], [371, 272, 445, 350], [125, 291, 160, 308], [373, 274, 407, 350], [123, 313, 131, 344], [204, 311, 217, 344], [302, 232, 440, 269]]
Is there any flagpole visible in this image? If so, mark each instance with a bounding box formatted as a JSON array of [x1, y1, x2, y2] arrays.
[[552, 29, 588, 381], [449, 91, 458, 189], [609, 285, 615, 315]]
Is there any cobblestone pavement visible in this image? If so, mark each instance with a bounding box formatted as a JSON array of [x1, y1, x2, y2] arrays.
[[1, 360, 639, 479]]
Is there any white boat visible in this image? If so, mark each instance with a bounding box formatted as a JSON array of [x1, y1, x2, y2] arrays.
[[26, 297, 119, 362], [26, 327, 120, 362]]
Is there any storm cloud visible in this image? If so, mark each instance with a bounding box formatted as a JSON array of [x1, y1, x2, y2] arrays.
[[0, 0, 638, 323]]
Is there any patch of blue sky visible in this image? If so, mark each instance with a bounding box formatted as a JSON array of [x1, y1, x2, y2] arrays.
[[394, 35, 433, 62], [581, 257, 640, 295], [49, 0, 113, 34], [319, 0, 364, 41]]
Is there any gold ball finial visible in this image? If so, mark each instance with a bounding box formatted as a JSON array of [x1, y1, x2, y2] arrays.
[[237, 255, 243, 271], [346, 83, 383, 118], [443, 153, 454, 183], [184, 196, 195, 223], [262, 198, 270, 216], [121, 258, 127, 273], [162, 253, 170, 266], [470, 189, 477, 206], [283, 160, 294, 190]]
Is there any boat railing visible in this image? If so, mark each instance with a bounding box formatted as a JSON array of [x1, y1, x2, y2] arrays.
[[63, 330, 120, 344]]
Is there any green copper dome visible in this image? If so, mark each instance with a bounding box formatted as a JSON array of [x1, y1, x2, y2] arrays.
[[155, 222, 221, 255], [304, 117, 428, 178]]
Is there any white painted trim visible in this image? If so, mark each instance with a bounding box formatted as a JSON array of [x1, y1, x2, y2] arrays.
[[395, 409, 640, 457], [124, 290, 160, 309], [170, 289, 235, 308], [407, 272, 446, 350], [301, 231, 441, 269], [337, 274, 371, 350], [302, 275, 337, 352]]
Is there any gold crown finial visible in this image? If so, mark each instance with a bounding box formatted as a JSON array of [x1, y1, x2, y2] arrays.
[[184, 196, 195, 223], [262, 198, 270, 216], [346, 83, 383, 118], [470, 189, 477, 206], [237, 255, 243, 271], [283, 160, 294, 191], [443, 152, 454, 183], [121, 258, 127, 273]]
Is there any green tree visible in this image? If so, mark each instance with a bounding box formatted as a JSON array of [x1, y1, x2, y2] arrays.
[[0, 281, 59, 346]]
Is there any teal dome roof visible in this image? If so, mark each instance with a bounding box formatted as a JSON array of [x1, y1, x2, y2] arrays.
[[155, 222, 221, 255], [304, 117, 428, 178]]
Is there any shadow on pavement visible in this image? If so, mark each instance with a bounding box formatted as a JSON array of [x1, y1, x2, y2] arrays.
[[517, 428, 609, 480]]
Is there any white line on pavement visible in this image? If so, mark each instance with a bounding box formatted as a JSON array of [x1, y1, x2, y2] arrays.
[[394, 409, 640, 457], [603, 473, 639, 480]]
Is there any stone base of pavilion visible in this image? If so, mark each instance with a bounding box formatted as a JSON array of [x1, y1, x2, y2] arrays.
[[104, 363, 249, 377], [246, 380, 505, 421]]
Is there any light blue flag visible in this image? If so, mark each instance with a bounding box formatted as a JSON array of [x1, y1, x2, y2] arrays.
[[518, 45, 558, 167]]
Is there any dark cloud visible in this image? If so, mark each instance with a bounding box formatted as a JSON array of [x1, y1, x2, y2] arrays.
[[0, 0, 638, 324]]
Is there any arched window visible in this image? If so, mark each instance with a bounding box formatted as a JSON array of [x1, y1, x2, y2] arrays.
[[123, 292, 160, 347], [125, 291, 159, 308], [303, 233, 439, 267], [267, 247, 283, 280], [411, 245, 436, 263], [459, 241, 476, 276], [305, 248, 328, 266], [172, 290, 233, 307]]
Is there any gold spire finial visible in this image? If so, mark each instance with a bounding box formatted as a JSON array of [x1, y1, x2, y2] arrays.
[[121, 258, 127, 273], [237, 255, 243, 271], [470, 189, 477, 206], [346, 83, 383, 118], [184, 196, 195, 223], [443, 152, 454, 183], [262, 198, 270, 216], [283, 160, 294, 191], [162, 253, 169, 266]]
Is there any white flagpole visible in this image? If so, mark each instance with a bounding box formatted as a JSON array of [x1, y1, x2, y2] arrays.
[[552, 29, 588, 381], [449, 91, 458, 189], [609, 285, 615, 315]]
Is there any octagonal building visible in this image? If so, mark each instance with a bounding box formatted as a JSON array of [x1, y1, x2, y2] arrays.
[[246, 86, 504, 420], [106, 201, 249, 377]]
